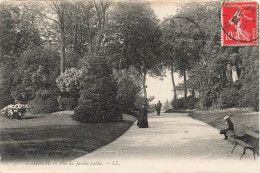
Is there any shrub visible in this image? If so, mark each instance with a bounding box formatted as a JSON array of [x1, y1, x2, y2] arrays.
[[0, 86, 14, 109], [56, 68, 84, 95], [201, 90, 217, 109], [11, 47, 60, 103], [171, 96, 198, 110], [218, 86, 239, 109], [186, 96, 199, 109], [72, 56, 121, 123], [56, 68, 84, 110], [57, 96, 77, 110], [0, 58, 17, 109], [0, 104, 27, 119], [238, 47, 259, 111], [171, 98, 185, 110], [116, 75, 141, 114], [28, 90, 59, 114]]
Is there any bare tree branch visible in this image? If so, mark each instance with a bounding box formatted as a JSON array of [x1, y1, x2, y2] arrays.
[[23, 4, 60, 26], [45, 1, 59, 14]]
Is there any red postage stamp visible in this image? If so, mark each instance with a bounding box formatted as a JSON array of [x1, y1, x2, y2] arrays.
[[221, 2, 258, 46]]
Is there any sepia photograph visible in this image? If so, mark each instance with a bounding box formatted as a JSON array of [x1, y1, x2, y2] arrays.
[[0, 0, 259, 172]]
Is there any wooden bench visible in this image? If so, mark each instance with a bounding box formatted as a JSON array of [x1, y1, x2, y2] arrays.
[[231, 129, 259, 159], [227, 124, 248, 141]]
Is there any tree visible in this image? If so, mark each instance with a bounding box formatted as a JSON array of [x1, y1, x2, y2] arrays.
[[165, 16, 203, 99], [175, 2, 259, 110], [90, 1, 111, 55], [0, 4, 42, 56], [48, 2, 68, 74], [0, 3, 42, 108], [239, 47, 259, 111], [12, 47, 60, 103], [25, 1, 69, 74], [64, 2, 94, 57], [160, 18, 179, 100], [173, 2, 222, 107], [35, 1, 111, 71], [115, 69, 142, 113], [108, 2, 162, 108], [73, 56, 120, 123], [64, 1, 111, 57]]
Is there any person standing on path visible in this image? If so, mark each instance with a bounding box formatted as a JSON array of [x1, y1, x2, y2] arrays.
[[137, 104, 148, 128], [156, 101, 162, 116]]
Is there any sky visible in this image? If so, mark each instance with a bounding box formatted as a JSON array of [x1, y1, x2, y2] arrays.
[[147, 2, 180, 105]]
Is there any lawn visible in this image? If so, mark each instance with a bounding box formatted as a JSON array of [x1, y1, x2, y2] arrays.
[[0, 111, 136, 161], [189, 110, 259, 133]]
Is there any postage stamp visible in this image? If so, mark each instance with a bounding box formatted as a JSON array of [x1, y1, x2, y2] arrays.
[[221, 2, 258, 46]]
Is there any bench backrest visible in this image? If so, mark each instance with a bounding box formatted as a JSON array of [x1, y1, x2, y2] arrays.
[[234, 124, 248, 135], [244, 130, 259, 147]]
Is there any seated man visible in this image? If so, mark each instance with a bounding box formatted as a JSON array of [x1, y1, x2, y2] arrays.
[[220, 115, 234, 140]]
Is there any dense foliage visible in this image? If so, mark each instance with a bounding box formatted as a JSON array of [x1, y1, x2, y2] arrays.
[[0, 4, 42, 108], [72, 56, 120, 123], [28, 92, 59, 114], [115, 70, 142, 114], [171, 96, 198, 110], [56, 68, 84, 110], [13, 47, 60, 103], [166, 2, 259, 110], [108, 2, 163, 107], [0, 1, 258, 117]]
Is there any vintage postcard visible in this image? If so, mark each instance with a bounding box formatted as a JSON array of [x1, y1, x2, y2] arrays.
[[0, 0, 259, 173]]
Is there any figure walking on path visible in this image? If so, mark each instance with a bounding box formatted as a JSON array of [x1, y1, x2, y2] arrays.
[[137, 104, 148, 128], [220, 115, 234, 140], [156, 101, 162, 116]]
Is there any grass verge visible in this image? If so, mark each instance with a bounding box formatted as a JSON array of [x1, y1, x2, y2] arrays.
[[0, 112, 136, 161], [188, 110, 259, 133], [189, 110, 259, 155]]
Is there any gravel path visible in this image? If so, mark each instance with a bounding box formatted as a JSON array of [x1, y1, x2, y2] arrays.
[[72, 112, 259, 173]]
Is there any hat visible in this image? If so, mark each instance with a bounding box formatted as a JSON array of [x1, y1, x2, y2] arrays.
[[224, 116, 230, 120]]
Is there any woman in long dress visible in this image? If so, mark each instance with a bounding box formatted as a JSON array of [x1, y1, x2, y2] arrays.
[[137, 104, 148, 128]]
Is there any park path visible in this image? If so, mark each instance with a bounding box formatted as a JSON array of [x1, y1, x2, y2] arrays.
[[71, 112, 259, 173]]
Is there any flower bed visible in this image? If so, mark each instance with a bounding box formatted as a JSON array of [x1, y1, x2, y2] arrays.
[[1, 104, 27, 119]]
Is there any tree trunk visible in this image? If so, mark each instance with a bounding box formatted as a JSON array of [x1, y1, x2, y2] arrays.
[[94, 2, 105, 55], [222, 70, 227, 87], [143, 69, 147, 106], [60, 25, 65, 74], [183, 70, 187, 99], [141, 64, 149, 127], [78, 25, 82, 56], [142, 66, 147, 107], [58, 3, 66, 74], [119, 57, 122, 72], [170, 63, 177, 100], [236, 65, 241, 80], [74, 5, 79, 54]]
